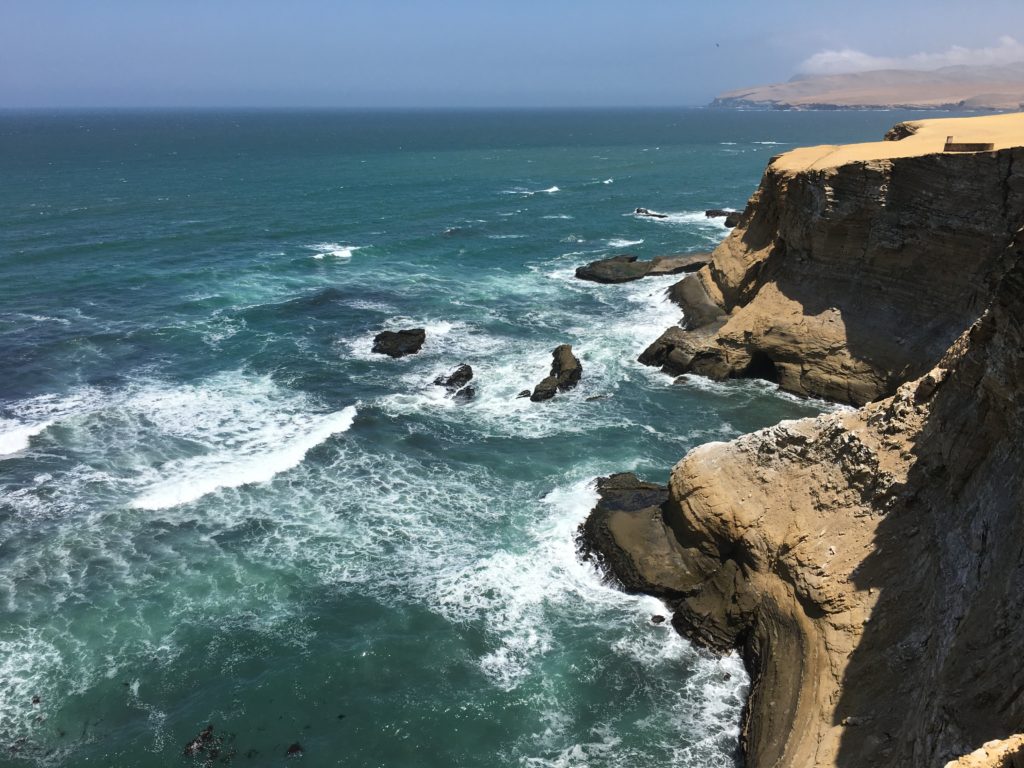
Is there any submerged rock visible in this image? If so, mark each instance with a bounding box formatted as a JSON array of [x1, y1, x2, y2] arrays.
[[452, 385, 475, 403], [286, 742, 304, 757], [530, 345, 582, 402], [372, 328, 426, 358], [516, 389, 532, 399]]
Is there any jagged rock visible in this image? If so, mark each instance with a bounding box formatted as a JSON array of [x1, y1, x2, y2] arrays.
[[575, 253, 710, 284], [945, 735, 1024, 768], [705, 208, 742, 227], [516, 390, 531, 399], [530, 345, 582, 402], [434, 364, 473, 392], [529, 375, 559, 402], [372, 328, 426, 358], [640, 116, 1024, 405], [651, 614, 666, 624], [452, 385, 475, 403], [585, 219, 1024, 766]]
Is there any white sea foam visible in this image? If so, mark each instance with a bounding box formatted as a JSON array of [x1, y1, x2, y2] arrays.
[[308, 242, 362, 259], [130, 405, 356, 510], [602, 178, 613, 184], [501, 185, 560, 197], [0, 420, 52, 457], [606, 238, 644, 249], [753, 140, 787, 145], [542, 214, 574, 220]]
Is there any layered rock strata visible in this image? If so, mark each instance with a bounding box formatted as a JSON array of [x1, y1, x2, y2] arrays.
[[575, 253, 709, 283], [641, 114, 1024, 405], [585, 229, 1024, 766]]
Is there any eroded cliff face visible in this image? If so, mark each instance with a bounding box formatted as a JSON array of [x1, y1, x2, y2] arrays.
[[641, 134, 1024, 405], [584, 230, 1024, 767]]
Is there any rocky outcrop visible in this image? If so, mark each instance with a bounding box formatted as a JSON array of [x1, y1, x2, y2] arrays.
[[575, 253, 708, 284], [705, 209, 742, 227], [640, 115, 1024, 405], [530, 345, 582, 402], [946, 736, 1024, 768], [372, 328, 426, 358], [433, 363, 475, 401], [583, 226, 1024, 767]]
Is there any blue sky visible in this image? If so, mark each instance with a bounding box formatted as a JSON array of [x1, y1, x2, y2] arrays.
[[4, 0, 1024, 107]]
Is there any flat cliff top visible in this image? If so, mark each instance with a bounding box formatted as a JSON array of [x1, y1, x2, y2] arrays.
[[772, 111, 1024, 173]]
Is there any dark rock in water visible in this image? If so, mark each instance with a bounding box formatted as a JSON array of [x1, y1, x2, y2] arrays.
[[575, 254, 650, 284], [31, 695, 40, 705], [183, 724, 235, 763], [651, 614, 666, 624], [530, 344, 582, 401], [705, 208, 742, 227], [634, 207, 668, 219], [372, 328, 426, 358], [575, 253, 709, 284], [286, 742, 304, 757], [530, 375, 560, 402], [667, 275, 726, 330], [452, 385, 475, 403], [434, 364, 473, 392], [517, 390, 532, 399], [586, 395, 610, 402]]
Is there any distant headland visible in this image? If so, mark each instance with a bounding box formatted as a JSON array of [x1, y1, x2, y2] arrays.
[[710, 62, 1024, 111]]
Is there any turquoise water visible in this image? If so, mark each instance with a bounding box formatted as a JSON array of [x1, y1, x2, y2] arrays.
[[0, 108, 938, 767]]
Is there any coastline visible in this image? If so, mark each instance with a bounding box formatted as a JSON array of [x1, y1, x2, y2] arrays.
[[580, 112, 1024, 767]]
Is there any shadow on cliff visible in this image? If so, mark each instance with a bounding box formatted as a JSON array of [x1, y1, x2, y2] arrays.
[[831, 247, 1024, 766], [738, 149, 1022, 399]]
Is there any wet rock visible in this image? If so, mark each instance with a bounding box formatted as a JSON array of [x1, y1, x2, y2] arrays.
[[286, 742, 304, 757], [516, 390, 532, 398], [372, 328, 426, 358], [634, 207, 668, 218], [575, 254, 651, 283], [530, 375, 559, 402], [434, 364, 473, 392], [651, 614, 666, 624], [530, 345, 582, 402], [452, 385, 475, 403], [183, 724, 234, 764], [586, 395, 610, 402], [575, 253, 708, 284], [705, 208, 742, 227]]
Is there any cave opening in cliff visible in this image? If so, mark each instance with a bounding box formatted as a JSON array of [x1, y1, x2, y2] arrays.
[[743, 350, 780, 383]]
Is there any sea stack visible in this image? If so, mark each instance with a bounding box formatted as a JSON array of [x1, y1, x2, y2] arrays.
[[530, 344, 582, 402]]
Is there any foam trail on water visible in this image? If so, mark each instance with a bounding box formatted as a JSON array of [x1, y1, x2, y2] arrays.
[[131, 406, 356, 510], [607, 238, 644, 248], [308, 242, 362, 259], [0, 420, 52, 457]]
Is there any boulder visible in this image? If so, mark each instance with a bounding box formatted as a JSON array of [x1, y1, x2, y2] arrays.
[[452, 385, 475, 403], [575, 254, 651, 284], [372, 328, 426, 358], [634, 207, 668, 219], [530, 345, 582, 402], [434, 364, 473, 392]]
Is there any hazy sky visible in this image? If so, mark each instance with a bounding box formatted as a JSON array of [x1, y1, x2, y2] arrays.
[[4, 0, 1024, 108]]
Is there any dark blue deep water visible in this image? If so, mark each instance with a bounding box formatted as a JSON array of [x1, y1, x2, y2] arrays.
[[0, 108, 943, 767]]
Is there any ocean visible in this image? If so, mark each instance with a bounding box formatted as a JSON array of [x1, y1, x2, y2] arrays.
[[0, 108, 940, 767]]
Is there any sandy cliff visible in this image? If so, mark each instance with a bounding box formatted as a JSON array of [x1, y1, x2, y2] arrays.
[[641, 113, 1024, 405], [582, 114, 1024, 767]]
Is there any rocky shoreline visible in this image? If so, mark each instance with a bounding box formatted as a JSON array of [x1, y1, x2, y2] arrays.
[[580, 113, 1024, 767]]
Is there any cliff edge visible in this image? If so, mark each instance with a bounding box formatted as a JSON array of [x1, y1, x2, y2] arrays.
[[582, 114, 1024, 767], [641, 113, 1024, 405]]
